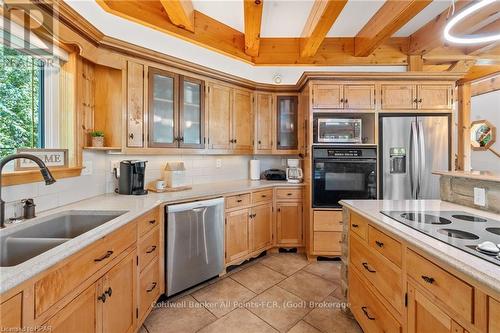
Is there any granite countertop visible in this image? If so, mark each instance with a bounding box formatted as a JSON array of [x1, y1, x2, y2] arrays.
[[0, 179, 302, 294], [340, 199, 500, 294]]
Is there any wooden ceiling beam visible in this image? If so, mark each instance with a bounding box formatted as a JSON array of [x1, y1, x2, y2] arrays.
[[447, 59, 476, 73], [407, 55, 424, 71], [159, 0, 195, 32], [471, 75, 500, 96], [243, 0, 264, 57], [466, 21, 500, 55], [354, 0, 432, 57], [300, 0, 348, 58], [459, 65, 500, 83]]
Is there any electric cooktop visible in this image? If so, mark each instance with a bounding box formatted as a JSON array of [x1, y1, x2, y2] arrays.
[[380, 211, 500, 266]]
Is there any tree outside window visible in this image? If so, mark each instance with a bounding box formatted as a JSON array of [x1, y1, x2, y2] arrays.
[[0, 44, 44, 159]]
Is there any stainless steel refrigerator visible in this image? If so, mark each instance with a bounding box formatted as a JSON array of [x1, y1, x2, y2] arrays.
[[380, 115, 451, 200]]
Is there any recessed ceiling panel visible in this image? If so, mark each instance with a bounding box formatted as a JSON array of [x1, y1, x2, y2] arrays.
[[394, 0, 451, 36], [261, 0, 315, 37], [327, 0, 386, 37], [192, 0, 244, 32]]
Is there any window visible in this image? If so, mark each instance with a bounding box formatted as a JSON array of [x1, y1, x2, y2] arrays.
[[0, 44, 45, 158]]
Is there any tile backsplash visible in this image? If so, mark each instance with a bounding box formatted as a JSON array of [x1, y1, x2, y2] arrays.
[[3, 151, 288, 219]]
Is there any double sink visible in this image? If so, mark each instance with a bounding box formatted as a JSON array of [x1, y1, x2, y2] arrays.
[[0, 211, 126, 267]]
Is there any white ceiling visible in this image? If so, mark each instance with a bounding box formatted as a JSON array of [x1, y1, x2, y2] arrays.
[[192, 0, 453, 37]]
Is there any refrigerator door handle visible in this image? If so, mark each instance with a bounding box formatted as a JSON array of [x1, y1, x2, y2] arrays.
[[409, 121, 419, 199], [417, 121, 426, 199]]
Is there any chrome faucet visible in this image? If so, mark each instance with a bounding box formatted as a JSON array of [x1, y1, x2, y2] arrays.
[[0, 153, 56, 228]]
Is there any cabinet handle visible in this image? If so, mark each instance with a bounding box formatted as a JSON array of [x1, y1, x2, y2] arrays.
[[104, 287, 112, 297], [287, 193, 293, 196], [413, 98, 418, 103], [129, 133, 134, 140], [361, 306, 375, 320], [344, 99, 348, 104], [362, 262, 376, 273], [261, 195, 266, 198], [421, 275, 435, 284], [178, 136, 184, 142], [375, 240, 384, 248], [147, 282, 157, 293], [146, 245, 157, 254], [94, 250, 113, 262], [237, 199, 243, 203], [277, 208, 281, 212], [149, 220, 156, 225], [340, 98, 344, 103], [97, 293, 106, 303], [258, 140, 261, 144], [352, 223, 359, 228], [234, 139, 237, 143], [418, 98, 423, 103]]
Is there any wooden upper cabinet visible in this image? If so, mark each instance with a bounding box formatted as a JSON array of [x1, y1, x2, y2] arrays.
[[489, 297, 500, 333], [148, 68, 205, 148], [44, 284, 98, 333], [255, 93, 274, 152], [101, 251, 136, 333], [126, 61, 145, 147], [276, 202, 303, 246], [407, 283, 466, 333], [232, 89, 253, 151], [207, 83, 232, 150], [344, 84, 375, 110], [312, 84, 343, 109], [417, 85, 452, 110], [0, 293, 22, 330], [225, 208, 250, 263], [250, 203, 273, 252], [381, 84, 417, 110], [276, 95, 299, 150]]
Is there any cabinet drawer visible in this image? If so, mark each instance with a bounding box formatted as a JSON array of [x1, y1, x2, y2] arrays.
[[276, 188, 302, 200], [313, 231, 342, 253], [34, 222, 136, 317], [350, 212, 368, 241], [252, 189, 273, 204], [138, 227, 160, 272], [226, 193, 251, 209], [350, 235, 403, 313], [139, 259, 160, 321], [138, 209, 159, 237], [368, 226, 402, 267], [406, 249, 473, 322], [313, 210, 343, 232], [0, 293, 22, 329], [349, 268, 401, 333], [489, 296, 500, 333]]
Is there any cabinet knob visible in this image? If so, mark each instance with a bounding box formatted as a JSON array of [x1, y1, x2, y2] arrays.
[[147, 282, 157, 293], [178, 136, 184, 142], [129, 133, 134, 139], [421, 275, 435, 284], [352, 223, 359, 228], [361, 306, 375, 320], [149, 220, 156, 225], [146, 245, 157, 254], [418, 98, 423, 103], [258, 140, 261, 144], [375, 240, 384, 248], [104, 287, 112, 297], [362, 262, 376, 273], [97, 293, 106, 303]]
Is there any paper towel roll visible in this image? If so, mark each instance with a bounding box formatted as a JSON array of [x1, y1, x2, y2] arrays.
[[250, 160, 261, 180]]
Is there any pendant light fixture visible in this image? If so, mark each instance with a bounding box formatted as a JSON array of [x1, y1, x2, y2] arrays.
[[443, 0, 500, 44]]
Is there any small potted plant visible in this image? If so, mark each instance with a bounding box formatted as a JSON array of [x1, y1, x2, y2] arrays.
[[90, 130, 105, 147]]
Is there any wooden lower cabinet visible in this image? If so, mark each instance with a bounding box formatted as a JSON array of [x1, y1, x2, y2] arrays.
[[0, 293, 22, 330], [250, 203, 273, 251], [407, 283, 466, 333], [101, 251, 136, 333], [489, 296, 500, 333], [225, 208, 250, 263], [44, 284, 98, 333], [276, 202, 303, 246]]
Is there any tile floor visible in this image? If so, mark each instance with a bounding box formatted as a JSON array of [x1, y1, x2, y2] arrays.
[[142, 253, 362, 333]]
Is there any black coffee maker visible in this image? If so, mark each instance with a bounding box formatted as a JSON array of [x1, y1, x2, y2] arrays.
[[115, 160, 148, 195]]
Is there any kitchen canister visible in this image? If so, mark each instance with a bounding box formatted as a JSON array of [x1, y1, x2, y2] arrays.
[[250, 159, 261, 180]]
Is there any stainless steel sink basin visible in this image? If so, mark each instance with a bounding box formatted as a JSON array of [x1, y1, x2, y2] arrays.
[[8, 210, 126, 239], [0, 238, 68, 267], [0, 210, 127, 267]]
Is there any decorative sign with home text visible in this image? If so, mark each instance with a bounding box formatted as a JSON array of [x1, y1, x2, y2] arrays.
[[14, 149, 68, 170]]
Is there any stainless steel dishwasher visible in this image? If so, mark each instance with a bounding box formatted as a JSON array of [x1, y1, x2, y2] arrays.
[[165, 197, 224, 296]]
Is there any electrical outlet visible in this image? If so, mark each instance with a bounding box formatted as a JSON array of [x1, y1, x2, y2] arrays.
[[216, 159, 222, 168], [81, 160, 93, 175], [474, 187, 486, 207], [110, 160, 120, 174]]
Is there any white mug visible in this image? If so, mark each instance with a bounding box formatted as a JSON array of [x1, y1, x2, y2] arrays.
[[155, 180, 166, 190]]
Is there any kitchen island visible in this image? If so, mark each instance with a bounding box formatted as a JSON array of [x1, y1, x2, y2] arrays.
[[340, 199, 500, 333]]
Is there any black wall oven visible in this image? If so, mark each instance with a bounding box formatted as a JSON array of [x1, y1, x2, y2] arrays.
[[313, 147, 377, 208]]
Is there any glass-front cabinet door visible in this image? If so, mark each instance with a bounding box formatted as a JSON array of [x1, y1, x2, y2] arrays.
[[179, 77, 204, 148], [276, 95, 298, 150], [148, 67, 205, 148], [149, 68, 178, 147]]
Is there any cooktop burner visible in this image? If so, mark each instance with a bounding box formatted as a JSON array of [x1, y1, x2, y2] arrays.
[[400, 212, 451, 224], [381, 210, 500, 266]]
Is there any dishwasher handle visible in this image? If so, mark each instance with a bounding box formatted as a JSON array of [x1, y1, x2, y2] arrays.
[[167, 197, 224, 213]]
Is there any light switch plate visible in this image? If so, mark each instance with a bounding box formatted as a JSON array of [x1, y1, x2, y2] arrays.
[[473, 187, 486, 207]]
